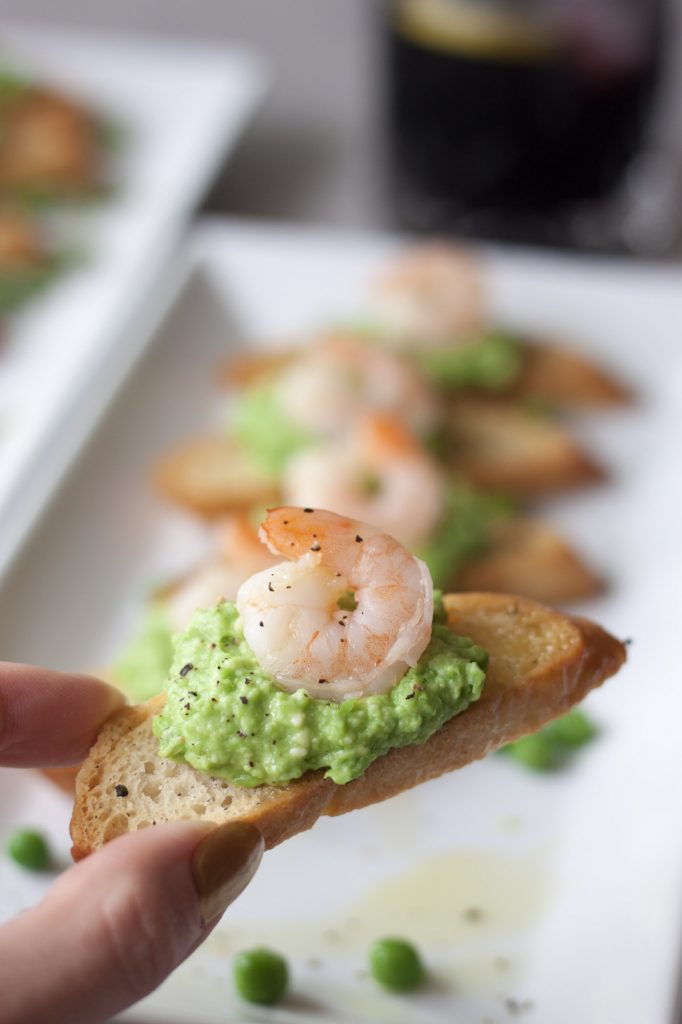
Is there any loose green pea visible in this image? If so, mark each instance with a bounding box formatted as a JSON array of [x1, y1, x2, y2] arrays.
[[503, 732, 560, 771], [369, 937, 425, 992], [233, 947, 288, 1005], [549, 709, 597, 747], [7, 828, 50, 870], [501, 709, 598, 771]]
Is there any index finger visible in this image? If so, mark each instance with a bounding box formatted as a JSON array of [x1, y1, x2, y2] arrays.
[[0, 663, 124, 768]]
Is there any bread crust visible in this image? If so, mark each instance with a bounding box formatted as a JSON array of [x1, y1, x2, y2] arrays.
[[153, 406, 604, 521], [458, 520, 603, 604], [153, 435, 279, 519], [70, 594, 625, 859], [219, 343, 630, 409], [219, 348, 298, 388], [446, 398, 605, 495], [326, 595, 620, 814], [512, 342, 631, 406]]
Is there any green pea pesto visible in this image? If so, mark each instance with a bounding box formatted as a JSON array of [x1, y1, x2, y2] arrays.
[[114, 604, 174, 703], [0, 260, 63, 313], [153, 601, 487, 787], [232, 382, 313, 474], [415, 483, 515, 590], [0, 69, 29, 105], [413, 332, 522, 391]]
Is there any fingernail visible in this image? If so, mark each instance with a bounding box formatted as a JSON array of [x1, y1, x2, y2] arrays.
[[192, 822, 264, 923]]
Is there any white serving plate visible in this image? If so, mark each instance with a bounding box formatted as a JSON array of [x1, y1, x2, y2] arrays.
[[0, 24, 266, 579], [0, 219, 681, 1024]]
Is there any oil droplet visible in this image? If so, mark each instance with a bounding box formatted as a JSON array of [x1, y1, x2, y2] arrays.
[[205, 845, 550, 961], [182, 846, 552, 1019], [499, 814, 525, 834], [349, 848, 550, 945]]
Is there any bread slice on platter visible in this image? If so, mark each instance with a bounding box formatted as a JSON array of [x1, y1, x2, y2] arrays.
[[153, 435, 279, 518], [446, 398, 604, 495], [153, 404, 603, 521], [511, 342, 630, 407], [71, 593, 625, 859], [458, 520, 603, 604], [220, 348, 296, 389], [220, 341, 630, 408]]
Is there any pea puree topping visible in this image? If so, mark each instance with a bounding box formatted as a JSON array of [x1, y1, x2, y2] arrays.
[[153, 600, 487, 787]]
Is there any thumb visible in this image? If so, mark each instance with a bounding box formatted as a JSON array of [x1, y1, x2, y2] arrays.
[[0, 821, 263, 1024]]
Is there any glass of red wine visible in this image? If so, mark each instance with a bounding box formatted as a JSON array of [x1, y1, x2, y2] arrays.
[[386, 0, 671, 254]]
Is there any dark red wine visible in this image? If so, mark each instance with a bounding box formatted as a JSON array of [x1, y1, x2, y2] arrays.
[[387, 0, 663, 248]]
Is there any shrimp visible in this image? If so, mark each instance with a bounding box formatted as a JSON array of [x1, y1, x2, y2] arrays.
[[282, 415, 445, 549], [236, 507, 433, 701], [275, 332, 438, 438], [366, 245, 485, 346], [165, 515, 278, 630]]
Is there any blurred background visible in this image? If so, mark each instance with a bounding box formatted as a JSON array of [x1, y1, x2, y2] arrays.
[[4, 0, 682, 256]]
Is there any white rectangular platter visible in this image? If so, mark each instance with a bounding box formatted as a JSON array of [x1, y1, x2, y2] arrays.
[[0, 219, 681, 1023], [0, 24, 266, 578]]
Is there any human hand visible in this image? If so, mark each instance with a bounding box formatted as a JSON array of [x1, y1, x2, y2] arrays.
[[0, 663, 263, 1024]]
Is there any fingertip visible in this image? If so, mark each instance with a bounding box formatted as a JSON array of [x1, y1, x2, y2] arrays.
[[73, 671, 127, 715], [0, 663, 126, 767], [7, 819, 264, 1022], [192, 821, 264, 923]]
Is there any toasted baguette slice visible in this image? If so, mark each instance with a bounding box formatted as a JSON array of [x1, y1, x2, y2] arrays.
[[0, 87, 99, 196], [458, 520, 603, 604], [512, 343, 631, 407], [220, 348, 298, 388], [70, 594, 625, 859], [153, 436, 279, 519], [153, 410, 603, 519], [447, 398, 604, 495], [154, 519, 601, 609], [220, 342, 630, 409]]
